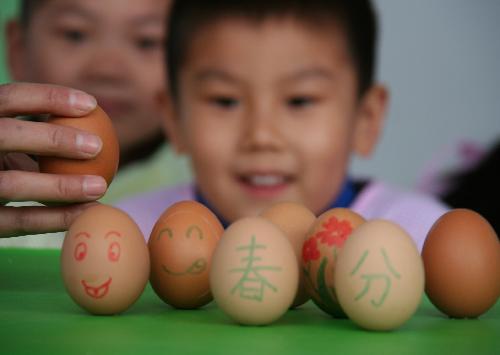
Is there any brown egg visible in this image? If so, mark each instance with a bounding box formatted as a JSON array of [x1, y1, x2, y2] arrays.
[[335, 220, 424, 331], [210, 217, 298, 325], [422, 208, 500, 318], [38, 106, 120, 186], [301, 208, 365, 317], [61, 204, 150, 315], [260, 202, 316, 308], [148, 200, 223, 309]]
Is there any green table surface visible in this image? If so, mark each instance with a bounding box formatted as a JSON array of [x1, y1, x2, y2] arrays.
[[1, 248, 498, 355]]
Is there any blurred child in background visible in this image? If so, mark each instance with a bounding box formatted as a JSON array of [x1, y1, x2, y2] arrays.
[[117, 0, 448, 251]]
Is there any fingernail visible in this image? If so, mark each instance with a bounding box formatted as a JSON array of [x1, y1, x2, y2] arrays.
[[83, 176, 107, 198], [69, 90, 97, 113], [76, 134, 102, 156]]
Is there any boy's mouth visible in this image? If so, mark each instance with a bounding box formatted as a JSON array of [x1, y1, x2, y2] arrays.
[[237, 173, 293, 198]]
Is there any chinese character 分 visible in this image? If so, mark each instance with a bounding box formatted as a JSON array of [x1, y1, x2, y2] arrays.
[[230, 235, 282, 302], [350, 248, 401, 308]]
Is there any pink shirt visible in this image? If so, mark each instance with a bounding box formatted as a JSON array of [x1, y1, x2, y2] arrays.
[[116, 180, 448, 252]]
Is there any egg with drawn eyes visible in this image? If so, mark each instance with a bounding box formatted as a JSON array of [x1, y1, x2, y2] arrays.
[[148, 200, 224, 309], [61, 204, 149, 315]]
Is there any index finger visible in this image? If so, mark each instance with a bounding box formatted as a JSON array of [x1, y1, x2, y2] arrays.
[[0, 82, 97, 118]]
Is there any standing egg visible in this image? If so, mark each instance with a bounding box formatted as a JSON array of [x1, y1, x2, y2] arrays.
[[148, 201, 223, 309], [422, 209, 500, 318], [61, 204, 149, 315], [210, 217, 298, 325], [334, 220, 424, 331], [301, 208, 365, 317], [260, 201, 316, 308], [38, 106, 120, 186]]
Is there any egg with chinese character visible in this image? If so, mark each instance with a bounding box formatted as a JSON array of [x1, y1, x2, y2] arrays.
[[260, 201, 316, 308], [149, 201, 224, 309], [210, 217, 298, 325], [301, 208, 365, 317], [334, 219, 424, 331], [61, 204, 149, 315]]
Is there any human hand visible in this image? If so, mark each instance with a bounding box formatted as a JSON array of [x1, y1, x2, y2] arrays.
[[0, 83, 108, 238]]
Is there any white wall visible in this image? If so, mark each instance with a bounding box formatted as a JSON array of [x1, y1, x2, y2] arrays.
[[351, 0, 500, 188]]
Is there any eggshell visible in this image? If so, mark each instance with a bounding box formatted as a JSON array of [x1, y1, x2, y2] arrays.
[[301, 208, 365, 317], [148, 200, 223, 309], [38, 106, 120, 185], [422, 209, 500, 318], [260, 202, 316, 308], [61, 204, 149, 315], [210, 217, 298, 325], [335, 220, 424, 331]]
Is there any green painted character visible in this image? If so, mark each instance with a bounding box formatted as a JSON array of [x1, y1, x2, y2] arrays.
[[230, 235, 282, 302], [350, 248, 401, 308]]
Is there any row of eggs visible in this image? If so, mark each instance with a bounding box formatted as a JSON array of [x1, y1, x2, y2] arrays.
[[61, 201, 500, 331]]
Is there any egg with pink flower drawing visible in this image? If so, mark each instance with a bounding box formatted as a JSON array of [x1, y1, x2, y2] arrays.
[[301, 208, 365, 317]]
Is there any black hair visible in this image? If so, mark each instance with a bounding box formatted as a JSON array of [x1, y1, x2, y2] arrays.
[[166, 0, 378, 100], [19, 0, 46, 28], [442, 139, 500, 236]]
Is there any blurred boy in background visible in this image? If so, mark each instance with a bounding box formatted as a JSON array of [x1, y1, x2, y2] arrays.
[[0, 0, 190, 241], [118, 0, 448, 251]]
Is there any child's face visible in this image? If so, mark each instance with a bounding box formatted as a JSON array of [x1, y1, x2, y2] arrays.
[[7, 0, 170, 156], [167, 17, 387, 221]]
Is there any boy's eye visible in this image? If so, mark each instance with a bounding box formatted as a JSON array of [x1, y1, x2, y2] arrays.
[[287, 96, 312, 107], [211, 97, 239, 109], [135, 37, 163, 51], [287, 96, 315, 108], [61, 29, 87, 44]]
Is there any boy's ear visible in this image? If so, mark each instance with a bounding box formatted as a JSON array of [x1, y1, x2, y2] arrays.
[[6, 20, 27, 81], [156, 91, 188, 154], [352, 84, 389, 158]]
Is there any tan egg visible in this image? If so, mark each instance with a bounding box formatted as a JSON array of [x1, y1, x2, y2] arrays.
[[260, 201, 316, 308], [210, 217, 298, 325], [422, 209, 500, 318], [301, 208, 365, 317], [149, 201, 223, 309], [334, 219, 424, 331], [38, 106, 120, 186], [61, 204, 149, 315]]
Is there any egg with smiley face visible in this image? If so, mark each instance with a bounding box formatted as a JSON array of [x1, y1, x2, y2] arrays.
[[149, 201, 224, 309], [61, 204, 150, 315]]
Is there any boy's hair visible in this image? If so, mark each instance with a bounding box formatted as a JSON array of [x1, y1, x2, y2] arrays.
[[19, 0, 46, 28], [166, 0, 378, 99]]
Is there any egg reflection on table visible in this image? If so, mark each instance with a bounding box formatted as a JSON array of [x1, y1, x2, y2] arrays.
[[61, 204, 149, 315]]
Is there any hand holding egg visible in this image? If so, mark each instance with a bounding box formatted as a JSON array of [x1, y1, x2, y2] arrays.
[[0, 83, 109, 238]]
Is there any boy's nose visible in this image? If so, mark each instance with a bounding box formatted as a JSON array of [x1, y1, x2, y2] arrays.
[[84, 44, 130, 84], [240, 106, 285, 152]]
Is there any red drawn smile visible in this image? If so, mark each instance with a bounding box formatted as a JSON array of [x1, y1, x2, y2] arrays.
[[81, 277, 112, 299]]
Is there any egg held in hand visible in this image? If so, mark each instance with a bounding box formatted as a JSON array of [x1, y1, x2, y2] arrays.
[[38, 106, 120, 186], [61, 204, 150, 315]]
